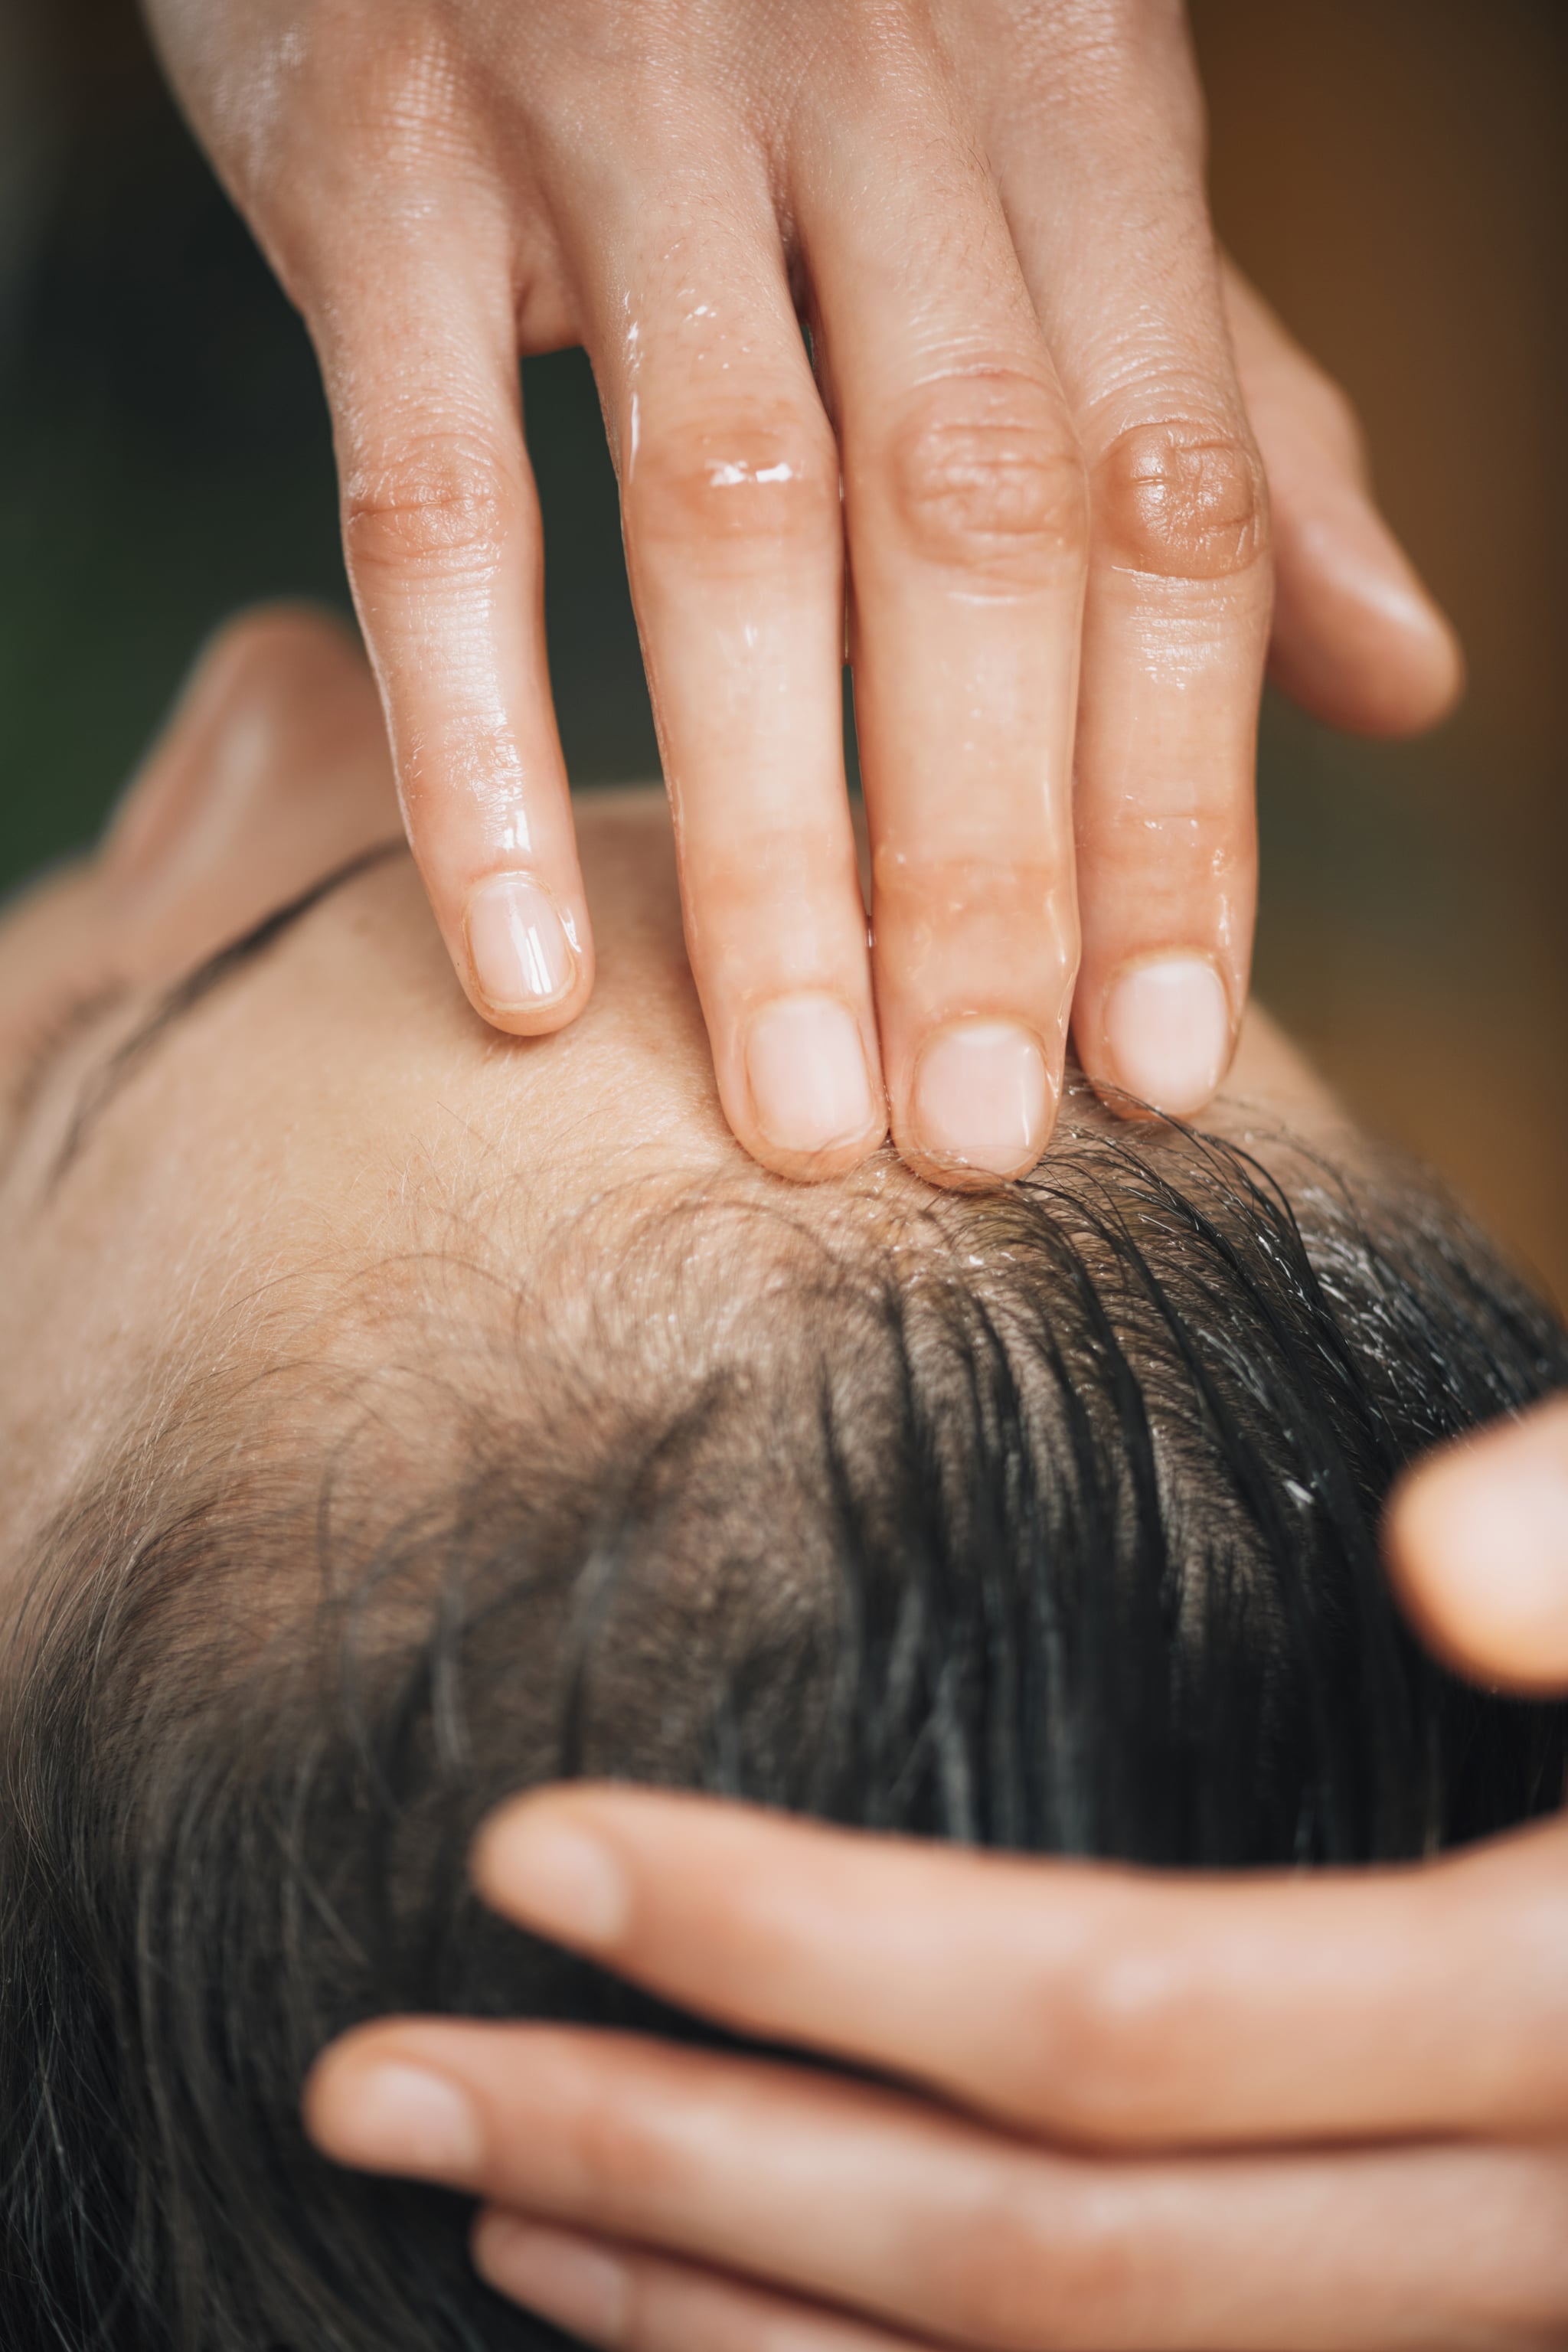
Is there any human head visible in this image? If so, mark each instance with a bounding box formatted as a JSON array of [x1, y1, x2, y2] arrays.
[[1, 611, 1563, 2349]]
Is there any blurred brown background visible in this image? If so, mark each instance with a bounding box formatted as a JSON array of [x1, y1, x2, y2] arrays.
[[1195, 0, 1568, 1306], [2, 0, 1563, 1297]]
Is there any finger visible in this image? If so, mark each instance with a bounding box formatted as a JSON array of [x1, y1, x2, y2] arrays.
[[575, 165, 884, 1181], [981, 21, 1268, 1124], [309, 205, 594, 1038], [311, 2023, 1568, 2350], [1222, 260, 1464, 738], [469, 1788, 1568, 2146], [1387, 1396, 1568, 1694], [471, 2214, 925, 2352], [797, 67, 1086, 1183]]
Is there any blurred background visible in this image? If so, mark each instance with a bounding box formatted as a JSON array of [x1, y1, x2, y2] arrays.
[[2, 0, 1563, 1296]]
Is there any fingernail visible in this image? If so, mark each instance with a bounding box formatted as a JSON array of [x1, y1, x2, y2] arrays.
[[745, 994, 877, 1155], [911, 1020, 1050, 1176], [323, 2061, 482, 2178], [1102, 954, 1232, 1116], [480, 1806, 629, 1949], [474, 2217, 628, 2342], [465, 872, 574, 1012]]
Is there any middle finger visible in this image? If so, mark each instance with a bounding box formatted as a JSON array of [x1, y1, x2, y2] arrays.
[[572, 145, 886, 1182], [796, 50, 1087, 1184]]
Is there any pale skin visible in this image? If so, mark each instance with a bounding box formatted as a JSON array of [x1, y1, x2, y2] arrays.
[[139, 0, 1462, 1186], [2, 613, 1560, 2347], [0, 602, 1330, 1566]]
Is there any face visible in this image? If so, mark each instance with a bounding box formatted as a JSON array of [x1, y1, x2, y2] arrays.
[[0, 609, 1342, 1570]]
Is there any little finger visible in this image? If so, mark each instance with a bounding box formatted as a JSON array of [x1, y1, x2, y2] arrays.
[[1222, 261, 1464, 739]]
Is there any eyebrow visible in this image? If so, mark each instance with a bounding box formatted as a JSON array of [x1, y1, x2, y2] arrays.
[[47, 841, 407, 1190]]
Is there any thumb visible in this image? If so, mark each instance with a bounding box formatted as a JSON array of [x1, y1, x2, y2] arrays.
[[1385, 1395, 1568, 1695]]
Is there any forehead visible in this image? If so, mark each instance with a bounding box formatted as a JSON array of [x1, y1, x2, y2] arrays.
[[0, 805, 720, 1553], [0, 782, 1348, 1578]]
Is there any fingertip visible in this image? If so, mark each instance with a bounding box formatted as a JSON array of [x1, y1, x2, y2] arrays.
[[303, 2034, 485, 2181], [1269, 492, 1465, 739], [1077, 952, 1236, 1125], [894, 1019, 1058, 1189], [1367, 585, 1465, 737], [1386, 1399, 1568, 1694], [301, 2020, 430, 2161], [299, 2034, 350, 2151], [459, 871, 595, 1036], [740, 1126, 890, 1187], [735, 992, 888, 1183], [472, 2214, 629, 2342], [470, 1789, 631, 1951]]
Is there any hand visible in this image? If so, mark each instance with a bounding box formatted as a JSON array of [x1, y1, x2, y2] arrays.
[[306, 1396, 1568, 2350], [143, 0, 1459, 1186]]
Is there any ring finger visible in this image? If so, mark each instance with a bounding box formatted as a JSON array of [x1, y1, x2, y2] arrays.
[[797, 53, 1088, 1184], [981, 10, 1272, 1121]]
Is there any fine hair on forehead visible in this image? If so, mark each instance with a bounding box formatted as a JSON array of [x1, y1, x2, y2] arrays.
[[2, 1116, 1566, 2351]]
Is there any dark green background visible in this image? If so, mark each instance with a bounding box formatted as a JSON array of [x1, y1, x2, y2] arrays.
[[0, 74, 659, 888]]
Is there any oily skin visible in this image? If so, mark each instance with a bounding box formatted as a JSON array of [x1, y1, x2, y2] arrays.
[[142, 0, 1462, 1184]]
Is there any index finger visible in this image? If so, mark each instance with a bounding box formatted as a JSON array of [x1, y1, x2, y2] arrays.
[[472, 1787, 1568, 2148], [308, 202, 595, 1039]]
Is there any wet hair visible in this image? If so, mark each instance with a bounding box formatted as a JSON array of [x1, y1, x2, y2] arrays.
[[2, 1117, 1566, 2351]]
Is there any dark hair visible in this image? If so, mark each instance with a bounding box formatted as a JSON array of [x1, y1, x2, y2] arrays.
[[3, 1117, 1566, 2350]]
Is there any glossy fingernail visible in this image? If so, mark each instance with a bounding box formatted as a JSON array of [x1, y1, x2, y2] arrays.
[[1103, 954, 1232, 1116], [911, 1020, 1050, 1177], [322, 2061, 482, 2177], [465, 873, 574, 1012], [745, 994, 877, 1155], [474, 2217, 628, 2341], [479, 1805, 629, 1948]]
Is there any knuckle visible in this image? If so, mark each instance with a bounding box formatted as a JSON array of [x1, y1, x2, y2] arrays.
[[628, 410, 838, 558], [1482, 2150, 1568, 2339], [616, 2263, 670, 2352], [567, 2090, 686, 2209], [873, 844, 1067, 929], [886, 376, 1087, 581], [924, 2179, 1122, 2350], [871, 846, 1077, 988], [1094, 417, 1268, 581], [1033, 1942, 1187, 2141], [342, 430, 517, 582]]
